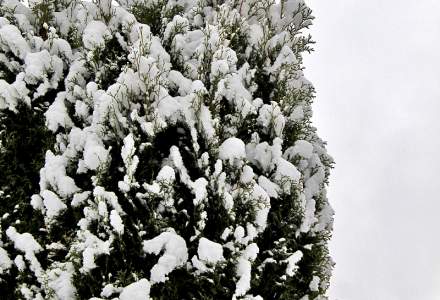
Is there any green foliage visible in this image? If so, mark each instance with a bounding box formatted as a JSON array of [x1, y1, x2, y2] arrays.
[[131, 1, 163, 36], [0, 60, 17, 83], [0, 103, 55, 299], [84, 33, 130, 90], [0, 103, 55, 230], [66, 25, 83, 50], [203, 193, 232, 242], [131, 1, 184, 36], [0, 0, 333, 298], [31, 0, 55, 39], [150, 266, 236, 300], [73, 235, 149, 298]]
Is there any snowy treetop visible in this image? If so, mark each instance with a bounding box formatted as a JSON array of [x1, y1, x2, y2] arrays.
[[0, 0, 333, 299]]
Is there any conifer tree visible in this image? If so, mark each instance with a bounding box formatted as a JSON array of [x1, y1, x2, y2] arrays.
[[0, 0, 333, 299]]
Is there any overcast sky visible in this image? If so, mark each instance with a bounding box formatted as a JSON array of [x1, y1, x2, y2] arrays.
[[303, 1, 440, 299]]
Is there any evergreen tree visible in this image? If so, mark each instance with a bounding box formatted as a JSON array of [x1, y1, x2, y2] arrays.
[[0, 0, 333, 299]]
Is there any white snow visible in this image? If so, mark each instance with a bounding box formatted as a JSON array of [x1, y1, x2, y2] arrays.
[[0, 247, 12, 273], [223, 192, 234, 212], [284, 250, 303, 276], [191, 255, 208, 273], [119, 278, 151, 300], [23, 50, 58, 86], [47, 263, 77, 300], [74, 100, 89, 121], [219, 137, 246, 163], [173, 29, 204, 62], [191, 177, 208, 206], [143, 231, 188, 283], [244, 296, 264, 300], [6, 227, 42, 255], [269, 45, 297, 80], [309, 275, 320, 292], [83, 134, 110, 171], [210, 59, 230, 80], [0, 24, 30, 59], [258, 176, 280, 199], [65, 127, 86, 157], [234, 256, 252, 297], [314, 202, 334, 233], [6, 227, 43, 278], [286, 140, 314, 159], [199, 104, 216, 139], [215, 73, 255, 118], [251, 184, 271, 232], [234, 243, 259, 298], [71, 191, 91, 207], [120, 133, 139, 190], [14, 255, 25, 271], [78, 231, 112, 273], [197, 237, 224, 264], [164, 15, 189, 42], [0, 0, 332, 296], [45, 93, 73, 132], [148, 35, 171, 67], [100, 284, 120, 298], [168, 70, 192, 96], [300, 167, 326, 233], [30, 194, 44, 211], [245, 224, 258, 243], [156, 166, 176, 182], [247, 23, 264, 46], [93, 186, 124, 214], [274, 157, 301, 193], [39, 151, 79, 198], [169, 146, 209, 210], [300, 197, 317, 233], [49, 38, 73, 61], [83, 21, 110, 49], [213, 46, 237, 71], [109, 210, 124, 235], [289, 105, 305, 122], [221, 227, 232, 241], [0, 79, 20, 112], [234, 226, 245, 242], [246, 139, 283, 174], [253, 142, 274, 173], [97, 200, 108, 218], [0, 17, 9, 27], [41, 189, 67, 219], [121, 133, 136, 165], [240, 165, 254, 184], [304, 167, 326, 200], [257, 103, 285, 137]]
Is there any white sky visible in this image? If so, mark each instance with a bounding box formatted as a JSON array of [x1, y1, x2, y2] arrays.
[[303, 1, 440, 299]]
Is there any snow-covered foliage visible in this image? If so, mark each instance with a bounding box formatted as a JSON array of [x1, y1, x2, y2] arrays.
[[0, 0, 333, 299]]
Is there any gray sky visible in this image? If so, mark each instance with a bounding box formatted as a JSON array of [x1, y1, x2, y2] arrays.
[[303, 1, 440, 299]]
